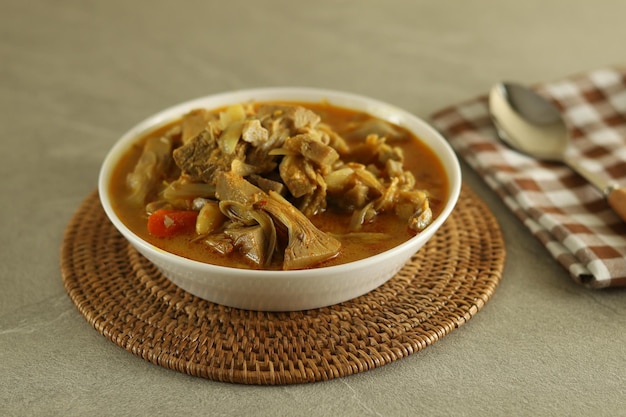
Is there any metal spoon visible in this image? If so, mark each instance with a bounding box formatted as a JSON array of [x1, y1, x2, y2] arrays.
[[488, 82, 626, 222]]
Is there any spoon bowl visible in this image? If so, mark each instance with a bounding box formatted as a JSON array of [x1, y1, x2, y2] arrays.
[[489, 82, 626, 222], [489, 83, 568, 161]]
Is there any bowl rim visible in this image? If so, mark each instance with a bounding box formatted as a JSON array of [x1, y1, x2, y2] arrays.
[[98, 87, 461, 279]]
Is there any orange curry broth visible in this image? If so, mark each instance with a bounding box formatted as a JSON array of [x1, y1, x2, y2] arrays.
[[108, 101, 449, 270]]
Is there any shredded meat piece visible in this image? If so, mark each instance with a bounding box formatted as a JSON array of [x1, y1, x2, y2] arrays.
[[241, 119, 268, 146], [257, 105, 320, 130]]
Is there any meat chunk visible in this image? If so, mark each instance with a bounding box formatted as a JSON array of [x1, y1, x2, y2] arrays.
[[283, 134, 339, 170], [255, 105, 322, 150], [290, 106, 321, 130], [172, 129, 245, 184], [279, 155, 318, 198]]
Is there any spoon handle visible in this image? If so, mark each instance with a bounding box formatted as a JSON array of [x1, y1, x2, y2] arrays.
[[565, 154, 626, 221], [607, 186, 626, 222]]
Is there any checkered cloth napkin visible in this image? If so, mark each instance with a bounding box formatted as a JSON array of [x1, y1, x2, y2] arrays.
[[431, 67, 626, 288]]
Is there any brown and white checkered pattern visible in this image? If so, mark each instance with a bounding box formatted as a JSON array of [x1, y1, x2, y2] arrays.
[[431, 67, 626, 288]]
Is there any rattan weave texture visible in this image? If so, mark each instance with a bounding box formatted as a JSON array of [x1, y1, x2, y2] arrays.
[[61, 184, 505, 384]]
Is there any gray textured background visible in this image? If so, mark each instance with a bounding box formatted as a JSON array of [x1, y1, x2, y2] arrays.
[[2, 0, 625, 415]]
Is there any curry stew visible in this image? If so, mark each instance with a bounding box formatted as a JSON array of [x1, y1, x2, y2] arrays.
[[108, 101, 448, 270]]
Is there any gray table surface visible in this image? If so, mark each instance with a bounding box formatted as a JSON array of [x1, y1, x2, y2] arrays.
[[2, 0, 625, 416]]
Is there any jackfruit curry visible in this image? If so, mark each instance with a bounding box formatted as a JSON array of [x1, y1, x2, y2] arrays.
[[108, 101, 448, 270]]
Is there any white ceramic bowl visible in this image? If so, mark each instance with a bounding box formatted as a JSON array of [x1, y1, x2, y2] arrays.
[[98, 87, 461, 311]]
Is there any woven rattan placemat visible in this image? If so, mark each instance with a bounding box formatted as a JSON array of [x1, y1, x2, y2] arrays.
[[60, 184, 505, 384]]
